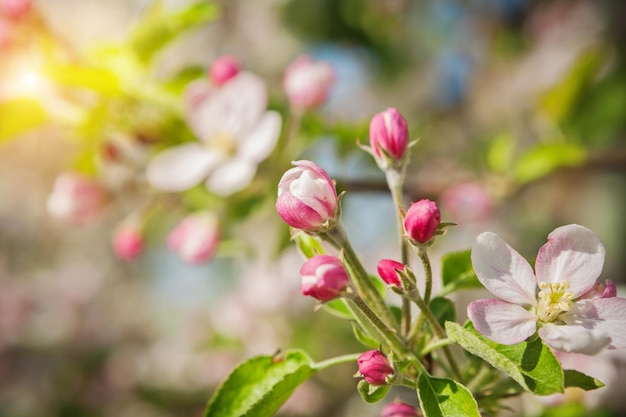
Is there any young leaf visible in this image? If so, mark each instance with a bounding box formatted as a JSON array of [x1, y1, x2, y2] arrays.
[[512, 142, 587, 185], [322, 298, 354, 320], [294, 231, 324, 259], [417, 374, 481, 417], [446, 321, 564, 395], [439, 250, 480, 296], [351, 322, 379, 349], [204, 350, 316, 417], [0, 98, 46, 142], [563, 369, 605, 391], [430, 297, 456, 327], [357, 380, 391, 403]]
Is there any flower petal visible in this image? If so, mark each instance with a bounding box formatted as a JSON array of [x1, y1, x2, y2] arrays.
[[535, 224, 605, 297], [561, 298, 626, 350], [146, 144, 221, 192], [186, 72, 267, 141], [538, 323, 611, 355], [468, 299, 537, 345], [205, 159, 256, 196], [237, 111, 282, 162], [471, 232, 537, 305]]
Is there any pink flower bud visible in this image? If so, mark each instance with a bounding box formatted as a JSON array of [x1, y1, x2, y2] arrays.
[[581, 279, 617, 299], [46, 172, 106, 224], [283, 55, 334, 110], [369, 108, 409, 160], [404, 199, 441, 244], [276, 160, 338, 231], [377, 259, 406, 288], [299, 255, 349, 302], [208, 55, 240, 86], [167, 212, 219, 265], [381, 401, 420, 417], [0, 0, 30, 21], [112, 222, 144, 260], [357, 350, 394, 386]]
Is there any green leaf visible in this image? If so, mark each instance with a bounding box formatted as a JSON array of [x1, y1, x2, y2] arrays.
[[322, 298, 354, 320], [204, 350, 316, 417], [563, 369, 604, 391], [486, 132, 516, 174], [430, 297, 456, 327], [294, 232, 325, 259], [357, 380, 391, 403], [351, 322, 379, 349], [439, 250, 481, 296], [446, 322, 564, 395], [417, 374, 481, 417], [0, 98, 47, 142], [44, 65, 121, 96], [512, 142, 587, 185], [130, 1, 221, 63]]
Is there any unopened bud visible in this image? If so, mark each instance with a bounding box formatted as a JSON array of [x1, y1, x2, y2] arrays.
[[112, 222, 144, 260], [300, 255, 349, 302], [209, 55, 240, 86], [381, 400, 420, 417], [357, 350, 394, 386], [404, 199, 441, 244], [276, 160, 338, 231], [283, 55, 334, 110], [369, 108, 409, 162], [167, 212, 219, 265], [377, 259, 406, 288]]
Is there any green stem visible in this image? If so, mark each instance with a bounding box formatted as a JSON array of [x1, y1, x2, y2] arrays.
[[386, 168, 411, 338], [322, 224, 398, 330], [407, 289, 463, 382], [419, 338, 454, 356], [348, 296, 406, 354], [417, 248, 433, 305], [313, 353, 361, 371]]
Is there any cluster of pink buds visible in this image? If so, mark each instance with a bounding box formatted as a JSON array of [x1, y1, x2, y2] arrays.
[[283, 55, 334, 111]]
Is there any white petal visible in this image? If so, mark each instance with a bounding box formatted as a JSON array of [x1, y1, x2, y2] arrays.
[[183, 79, 214, 140], [535, 224, 605, 297], [539, 323, 611, 355], [146, 144, 221, 192], [471, 232, 538, 306], [237, 111, 282, 162], [188, 72, 267, 140], [468, 299, 537, 345], [205, 160, 256, 196], [561, 298, 626, 350]]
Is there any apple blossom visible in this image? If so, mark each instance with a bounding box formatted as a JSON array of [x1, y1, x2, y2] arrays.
[[299, 255, 349, 302], [276, 160, 338, 231], [403, 199, 441, 244], [468, 224, 626, 355], [381, 401, 421, 417], [0, 0, 30, 21], [208, 55, 239, 86], [283, 55, 334, 110], [357, 350, 394, 386], [112, 222, 144, 260], [46, 172, 106, 224], [377, 259, 406, 288], [146, 71, 281, 196], [369, 108, 409, 161], [167, 212, 219, 265]]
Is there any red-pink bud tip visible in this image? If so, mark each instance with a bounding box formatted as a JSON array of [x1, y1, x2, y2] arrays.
[[404, 199, 441, 244], [357, 350, 394, 386]]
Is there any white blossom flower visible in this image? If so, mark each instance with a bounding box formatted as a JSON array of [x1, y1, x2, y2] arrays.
[[468, 224, 626, 355], [146, 72, 281, 196]]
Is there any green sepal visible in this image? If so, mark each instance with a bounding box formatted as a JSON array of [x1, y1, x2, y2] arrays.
[[357, 380, 391, 404]]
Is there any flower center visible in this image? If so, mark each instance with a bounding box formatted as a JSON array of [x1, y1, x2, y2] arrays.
[[207, 132, 238, 157], [535, 281, 574, 323]]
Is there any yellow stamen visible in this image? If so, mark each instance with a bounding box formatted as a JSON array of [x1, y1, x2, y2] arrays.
[[207, 132, 238, 156], [535, 281, 574, 323]]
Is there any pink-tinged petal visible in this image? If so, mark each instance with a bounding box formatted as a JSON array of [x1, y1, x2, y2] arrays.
[[187, 72, 267, 141], [535, 224, 605, 297], [183, 79, 214, 139], [471, 232, 537, 306], [468, 299, 537, 345], [146, 144, 221, 192], [237, 111, 282, 162], [561, 298, 626, 350], [205, 159, 256, 196], [539, 323, 611, 355]]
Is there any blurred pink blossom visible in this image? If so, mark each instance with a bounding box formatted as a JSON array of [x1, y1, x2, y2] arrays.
[[112, 221, 144, 260], [441, 182, 493, 224], [283, 55, 334, 110], [208, 55, 240, 86], [46, 172, 107, 224], [146, 72, 281, 196], [0, 0, 30, 21], [167, 212, 220, 265]]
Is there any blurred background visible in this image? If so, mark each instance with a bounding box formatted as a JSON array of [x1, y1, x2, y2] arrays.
[[1, 0, 625, 416]]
